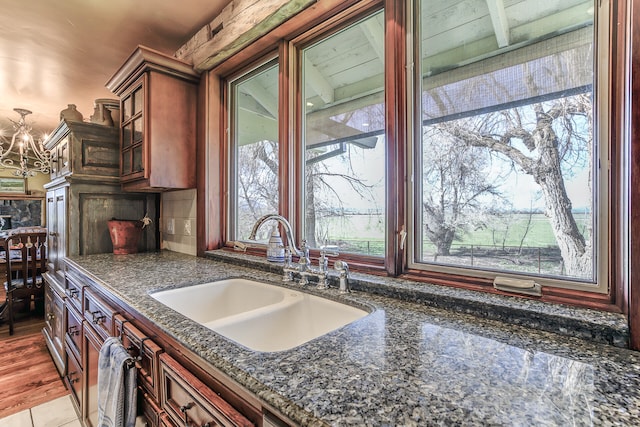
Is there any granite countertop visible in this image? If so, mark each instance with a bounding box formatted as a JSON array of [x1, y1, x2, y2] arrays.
[[66, 251, 640, 426]]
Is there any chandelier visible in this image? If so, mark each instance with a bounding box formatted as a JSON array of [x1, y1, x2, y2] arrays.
[[0, 108, 51, 178]]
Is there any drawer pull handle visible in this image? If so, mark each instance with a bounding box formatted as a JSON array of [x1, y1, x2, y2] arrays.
[[179, 402, 195, 427], [68, 325, 80, 336], [66, 289, 78, 298], [66, 371, 79, 384], [91, 311, 106, 325]]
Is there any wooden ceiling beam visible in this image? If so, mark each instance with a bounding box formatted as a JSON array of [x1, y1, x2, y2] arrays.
[[486, 0, 510, 48], [360, 17, 385, 64], [304, 56, 335, 104]]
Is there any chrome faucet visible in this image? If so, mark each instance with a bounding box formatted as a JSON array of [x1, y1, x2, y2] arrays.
[[248, 214, 303, 257], [334, 260, 350, 294]]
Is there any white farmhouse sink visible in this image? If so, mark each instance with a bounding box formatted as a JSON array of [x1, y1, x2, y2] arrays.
[[150, 278, 369, 352]]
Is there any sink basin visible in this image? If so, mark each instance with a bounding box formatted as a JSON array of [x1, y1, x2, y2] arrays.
[[150, 278, 287, 324], [150, 278, 369, 352]]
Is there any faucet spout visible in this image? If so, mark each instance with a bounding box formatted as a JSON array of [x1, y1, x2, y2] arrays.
[[248, 214, 302, 257]]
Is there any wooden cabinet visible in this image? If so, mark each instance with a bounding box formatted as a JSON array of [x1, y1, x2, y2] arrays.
[[83, 321, 103, 427], [106, 45, 200, 191], [62, 262, 277, 427], [44, 120, 120, 181], [42, 119, 159, 285], [46, 187, 67, 283], [42, 279, 65, 375], [159, 353, 253, 427]]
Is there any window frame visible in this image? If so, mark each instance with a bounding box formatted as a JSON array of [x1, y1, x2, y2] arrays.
[[406, 0, 611, 295], [213, 0, 627, 310], [227, 58, 281, 242]]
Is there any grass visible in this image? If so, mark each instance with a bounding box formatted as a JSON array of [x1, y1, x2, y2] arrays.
[[321, 212, 591, 248]]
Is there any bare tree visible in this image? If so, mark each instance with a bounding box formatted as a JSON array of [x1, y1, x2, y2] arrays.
[[436, 93, 593, 277], [421, 130, 504, 255], [236, 140, 279, 238]]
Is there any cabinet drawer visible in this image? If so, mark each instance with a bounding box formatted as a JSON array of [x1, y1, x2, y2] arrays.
[[65, 273, 84, 314], [115, 315, 163, 399], [65, 305, 83, 363], [83, 288, 117, 340], [139, 388, 162, 427], [159, 353, 253, 427], [65, 349, 83, 412], [159, 413, 177, 427]]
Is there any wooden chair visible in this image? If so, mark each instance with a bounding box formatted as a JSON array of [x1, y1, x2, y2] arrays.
[[1, 227, 47, 335]]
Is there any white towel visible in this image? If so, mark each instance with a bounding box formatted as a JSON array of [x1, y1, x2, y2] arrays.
[[97, 336, 137, 427]]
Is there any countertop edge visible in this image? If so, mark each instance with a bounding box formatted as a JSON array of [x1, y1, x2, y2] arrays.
[[205, 250, 629, 348]]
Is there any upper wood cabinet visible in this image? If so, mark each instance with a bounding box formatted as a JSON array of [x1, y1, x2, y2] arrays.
[[44, 120, 120, 181], [106, 45, 200, 191]]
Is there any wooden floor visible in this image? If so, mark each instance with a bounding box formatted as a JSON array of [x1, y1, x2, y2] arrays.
[[0, 305, 69, 418]]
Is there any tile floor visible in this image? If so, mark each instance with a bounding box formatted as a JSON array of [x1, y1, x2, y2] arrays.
[[0, 395, 80, 427]]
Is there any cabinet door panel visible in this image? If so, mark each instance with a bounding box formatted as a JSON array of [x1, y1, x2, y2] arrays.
[[83, 322, 103, 427], [43, 280, 65, 374], [66, 305, 83, 363], [66, 349, 83, 413], [159, 353, 253, 427], [115, 314, 163, 400], [83, 288, 117, 340]]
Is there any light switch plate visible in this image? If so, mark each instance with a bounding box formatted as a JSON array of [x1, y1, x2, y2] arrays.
[[183, 219, 192, 236], [166, 218, 175, 235]]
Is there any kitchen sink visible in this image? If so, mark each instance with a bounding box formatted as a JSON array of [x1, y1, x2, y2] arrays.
[[150, 278, 369, 352]]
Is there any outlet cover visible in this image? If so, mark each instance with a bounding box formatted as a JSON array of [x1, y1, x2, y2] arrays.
[[166, 218, 175, 235], [183, 219, 192, 236]]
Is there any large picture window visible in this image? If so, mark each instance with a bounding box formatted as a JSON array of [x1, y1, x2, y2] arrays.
[[229, 61, 280, 241], [301, 10, 386, 256], [411, 0, 606, 290], [222, 0, 614, 300]]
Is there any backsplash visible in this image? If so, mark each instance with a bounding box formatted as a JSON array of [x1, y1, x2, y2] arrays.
[[161, 189, 196, 255]]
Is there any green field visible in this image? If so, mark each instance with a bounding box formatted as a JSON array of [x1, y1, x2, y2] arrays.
[[318, 211, 592, 258]]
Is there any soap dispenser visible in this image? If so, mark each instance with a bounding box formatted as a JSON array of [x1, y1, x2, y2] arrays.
[[266, 225, 285, 262]]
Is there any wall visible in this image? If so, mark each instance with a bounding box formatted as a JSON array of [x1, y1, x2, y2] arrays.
[[161, 189, 197, 255], [0, 169, 49, 196]]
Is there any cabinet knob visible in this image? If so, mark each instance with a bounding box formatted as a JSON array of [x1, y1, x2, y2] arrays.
[[46, 312, 55, 321], [179, 402, 195, 427], [66, 371, 79, 384], [91, 311, 106, 325]]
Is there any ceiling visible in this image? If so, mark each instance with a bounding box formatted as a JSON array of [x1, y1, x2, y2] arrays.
[[0, 0, 229, 139]]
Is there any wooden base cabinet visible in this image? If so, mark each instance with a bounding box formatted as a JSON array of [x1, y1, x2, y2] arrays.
[[159, 353, 253, 427], [64, 262, 297, 427], [83, 323, 103, 427], [42, 278, 66, 375]]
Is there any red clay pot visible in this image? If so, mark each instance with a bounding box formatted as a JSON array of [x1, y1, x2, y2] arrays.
[[108, 219, 143, 254]]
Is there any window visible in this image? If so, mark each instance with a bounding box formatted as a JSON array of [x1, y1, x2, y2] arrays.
[[411, 0, 607, 291], [221, 0, 614, 300], [229, 61, 279, 241], [301, 10, 386, 256]]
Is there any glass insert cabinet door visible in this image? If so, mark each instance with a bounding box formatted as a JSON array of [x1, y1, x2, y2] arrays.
[[121, 84, 145, 178]]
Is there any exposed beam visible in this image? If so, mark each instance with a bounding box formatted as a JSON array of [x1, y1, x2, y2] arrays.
[[486, 0, 510, 48], [242, 79, 278, 118], [175, 0, 316, 71], [359, 17, 385, 64], [304, 57, 334, 104]]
